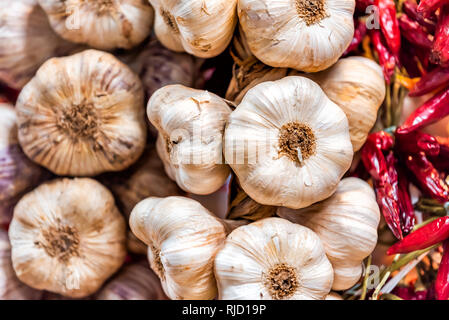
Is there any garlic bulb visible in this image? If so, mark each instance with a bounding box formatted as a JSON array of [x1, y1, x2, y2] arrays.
[[127, 230, 148, 255], [38, 0, 154, 50], [0, 102, 48, 225], [0, 229, 42, 300], [325, 292, 343, 300], [278, 177, 380, 290], [237, 0, 355, 72], [214, 217, 333, 300], [224, 76, 354, 209], [148, 85, 232, 195], [97, 262, 166, 300], [8, 178, 127, 298], [129, 196, 227, 300], [16, 49, 147, 177], [149, 0, 238, 58], [303, 57, 386, 151], [0, 0, 79, 89]]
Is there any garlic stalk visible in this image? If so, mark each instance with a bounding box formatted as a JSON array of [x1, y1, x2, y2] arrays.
[[16, 49, 147, 177], [149, 0, 238, 58], [38, 0, 154, 50], [224, 76, 354, 209], [214, 217, 334, 300], [8, 178, 127, 298]]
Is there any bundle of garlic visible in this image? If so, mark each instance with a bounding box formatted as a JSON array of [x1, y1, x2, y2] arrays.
[[0, 229, 42, 300], [130, 196, 227, 300], [97, 261, 166, 300], [148, 85, 232, 195], [16, 49, 147, 177], [149, 0, 238, 58], [8, 178, 127, 298], [237, 0, 355, 72], [0, 102, 48, 226], [38, 0, 154, 50], [278, 177, 380, 290], [214, 217, 333, 300], [0, 0, 79, 89], [224, 76, 354, 209]]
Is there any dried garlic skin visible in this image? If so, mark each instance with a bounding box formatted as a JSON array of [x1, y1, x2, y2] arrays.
[[97, 262, 166, 300], [224, 76, 354, 209], [0, 0, 79, 89], [38, 0, 154, 50], [0, 229, 42, 300], [0, 102, 48, 225], [302, 57, 386, 151], [148, 85, 232, 195], [149, 0, 238, 58], [129, 196, 227, 300], [238, 0, 355, 72], [16, 49, 147, 177], [8, 178, 127, 298], [278, 177, 380, 290], [214, 217, 333, 300]]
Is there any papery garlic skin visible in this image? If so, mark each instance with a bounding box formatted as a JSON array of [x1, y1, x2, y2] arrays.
[[0, 103, 48, 225], [278, 177, 380, 290], [0, 229, 42, 300], [149, 0, 238, 58], [38, 0, 154, 50], [8, 178, 127, 298], [214, 217, 333, 300], [0, 0, 78, 89], [16, 49, 147, 177], [224, 76, 354, 209], [303, 57, 386, 151], [148, 85, 232, 195], [129, 196, 227, 300], [238, 0, 355, 72], [97, 262, 166, 300]]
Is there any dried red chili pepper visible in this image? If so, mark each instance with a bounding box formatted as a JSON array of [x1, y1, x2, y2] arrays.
[[343, 19, 367, 56], [403, 0, 436, 33], [409, 66, 449, 96], [370, 30, 396, 83], [356, 0, 374, 12], [377, 0, 401, 55], [405, 153, 449, 203], [397, 167, 416, 234], [431, 5, 449, 67], [387, 216, 449, 254], [418, 0, 449, 18], [399, 15, 433, 49], [430, 138, 449, 172], [398, 87, 449, 134], [400, 41, 425, 77], [361, 131, 394, 180], [395, 130, 440, 156], [436, 240, 449, 300]]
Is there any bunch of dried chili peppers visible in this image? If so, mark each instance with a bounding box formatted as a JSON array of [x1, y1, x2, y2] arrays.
[[347, 0, 449, 300]]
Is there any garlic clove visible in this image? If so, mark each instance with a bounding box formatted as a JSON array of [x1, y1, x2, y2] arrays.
[[8, 178, 127, 298], [149, 0, 238, 58], [16, 49, 147, 177], [129, 196, 227, 300], [147, 85, 232, 195], [278, 177, 380, 290], [214, 217, 333, 300], [38, 0, 154, 50], [237, 0, 355, 72], [224, 76, 354, 209]]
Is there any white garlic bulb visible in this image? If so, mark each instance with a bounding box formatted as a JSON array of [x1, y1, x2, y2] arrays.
[[0, 229, 42, 300], [278, 177, 380, 290], [97, 262, 166, 300], [38, 0, 154, 50], [214, 217, 333, 300], [0, 0, 78, 89], [303, 57, 386, 151], [8, 178, 127, 298], [129, 196, 227, 300], [237, 0, 355, 72], [325, 292, 343, 300], [149, 0, 238, 58], [224, 76, 354, 209], [16, 49, 147, 177], [148, 85, 232, 195]]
